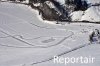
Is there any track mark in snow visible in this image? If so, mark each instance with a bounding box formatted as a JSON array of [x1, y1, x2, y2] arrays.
[[41, 37, 55, 43], [31, 43, 91, 65], [0, 30, 74, 48]]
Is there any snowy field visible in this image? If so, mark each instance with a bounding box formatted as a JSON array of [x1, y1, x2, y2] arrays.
[[0, 2, 100, 66]]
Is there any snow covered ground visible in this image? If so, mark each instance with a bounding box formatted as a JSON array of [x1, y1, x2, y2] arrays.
[[0, 2, 100, 66]]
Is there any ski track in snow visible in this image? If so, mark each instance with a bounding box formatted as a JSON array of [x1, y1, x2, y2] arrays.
[[30, 43, 92, 65], [0, 30, 74, 48]]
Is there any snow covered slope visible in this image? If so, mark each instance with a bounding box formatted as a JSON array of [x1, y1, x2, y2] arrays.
[[71, 6, 100, 22], [68, 0, 100, 22], [81, 6, 100, 22], [0, 2, 100, 66], [1, 0, 99, 22], [55, 0, 65, 5], [87, 0, 100, 4]]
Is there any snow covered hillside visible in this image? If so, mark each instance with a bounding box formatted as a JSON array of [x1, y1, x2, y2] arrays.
[[87, 0, 100, 4], [71, 6, 100, 22], [29, 0, 100, 22], [0, 2, 100, 66], [1, 0, 100, 22], [31, 0, 100, 22], [68, 0, 100, 22]]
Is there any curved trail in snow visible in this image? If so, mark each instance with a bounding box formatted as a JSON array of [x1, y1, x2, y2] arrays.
[[0, 29, 74, 48]]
